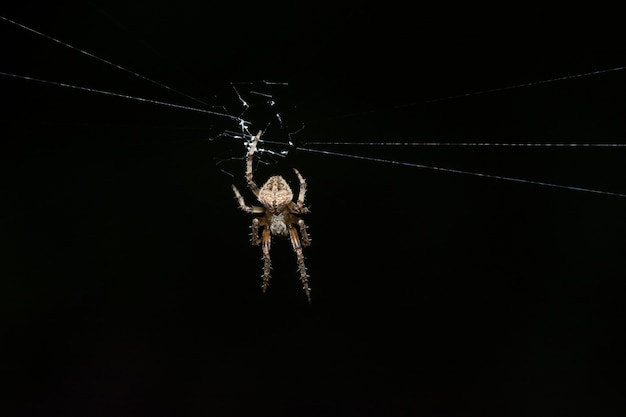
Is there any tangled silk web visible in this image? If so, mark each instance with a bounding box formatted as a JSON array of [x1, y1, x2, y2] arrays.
[[2, 14, 626, 198], [209, 81, 305, 180]]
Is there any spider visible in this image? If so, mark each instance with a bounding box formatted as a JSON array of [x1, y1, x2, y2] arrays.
[[232, 131, 312, 303]]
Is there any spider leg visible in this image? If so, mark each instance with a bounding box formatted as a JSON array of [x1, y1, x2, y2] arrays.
[[261, 227, 272, 294], [251, 218, 261, 246], [245, 131, 263, 197], [288, 224, 311, 303], [232, 185, 265, 214], [297, 218, 311, 247], [292, 168, 309, 213]]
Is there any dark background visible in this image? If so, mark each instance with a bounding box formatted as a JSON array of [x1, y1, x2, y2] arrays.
[[1, 2, 626, 416]]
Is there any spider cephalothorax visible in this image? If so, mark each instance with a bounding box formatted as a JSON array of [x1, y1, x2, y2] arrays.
[[232, 131, 312, 302]]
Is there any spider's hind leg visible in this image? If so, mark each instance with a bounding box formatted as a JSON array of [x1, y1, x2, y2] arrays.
[[251, 218, 261, 246], [261, 227, 272, 294], [297, 219, 311, 247], [288, 224, 311, 303]]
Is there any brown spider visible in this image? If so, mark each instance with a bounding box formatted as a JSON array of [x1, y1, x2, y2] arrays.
[[232, 131, 312, 303]]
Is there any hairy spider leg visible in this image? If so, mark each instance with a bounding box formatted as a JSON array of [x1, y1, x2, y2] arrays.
[[288, 223, 311, 303], [245, 131, 263, 196], [251, 218, 261, 245], [291, 168, 309, 213], [261, 227, 272, 293], [297, 218, 311, 246], [232, 185, 264, 214]]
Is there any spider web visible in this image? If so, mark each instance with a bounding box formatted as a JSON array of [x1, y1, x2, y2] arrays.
[[208, 81, 305, 179], [212, 75, 626, 199], [2, 12, 626, 199]]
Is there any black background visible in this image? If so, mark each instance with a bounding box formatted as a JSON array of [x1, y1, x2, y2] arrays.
[[1, 2, 626, 416]]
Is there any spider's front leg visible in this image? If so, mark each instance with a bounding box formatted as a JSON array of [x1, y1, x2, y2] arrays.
[[232, 185, 265, 214], [245, 131, 263, 197], [292, 168, 309, 214]]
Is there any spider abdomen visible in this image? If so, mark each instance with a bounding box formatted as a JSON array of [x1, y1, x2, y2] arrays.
[[259, 176, 293, 212]]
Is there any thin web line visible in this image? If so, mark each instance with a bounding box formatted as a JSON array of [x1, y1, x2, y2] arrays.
[[0, 14, 209, 107], [3, 13, 624, 198], [407, 66, 626, 104], [303, 66, 626, 125], [302, 141, 626, 148], [0, 71, 241, 122], [297, 147, 626, 198]]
